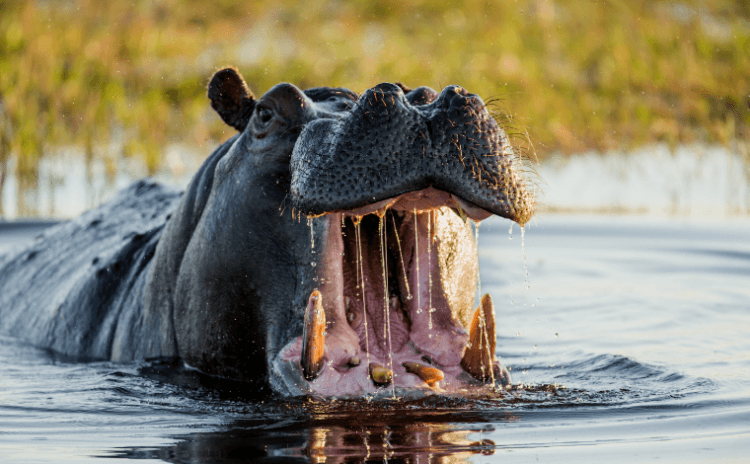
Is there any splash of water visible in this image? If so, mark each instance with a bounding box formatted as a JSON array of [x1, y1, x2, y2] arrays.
[[391, 213, 411, 301], [414, 208, 421, 316], [474, 221, 495, 384], [427, 210, 433, 334], [354, 217, 371, 372], [521, 226, 530, 291], [378, 214, 395, 397], [308, 217, 314, 252], [474, 221, 482, 309]]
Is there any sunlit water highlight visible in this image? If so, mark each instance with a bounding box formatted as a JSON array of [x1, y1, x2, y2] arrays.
[[1, 213, 749, 462], [2, 143, 748, 220], [537, 143, 750, 218]]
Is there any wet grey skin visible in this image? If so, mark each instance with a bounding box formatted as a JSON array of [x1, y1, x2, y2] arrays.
[[0, 67, 534, 396]]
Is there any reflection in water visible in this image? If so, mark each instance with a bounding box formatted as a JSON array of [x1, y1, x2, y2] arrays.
[[153, 421, 495, 463], [109, 399, 509, 463], [103, 373, 644, 463], [2, 201, 750, 462], [298, 401, 504, 463], [0, 144, 200, 219], [537, 143, 750, 218]]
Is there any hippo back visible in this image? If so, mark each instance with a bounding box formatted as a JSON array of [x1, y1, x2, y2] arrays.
[[0, 180, 182, 360]]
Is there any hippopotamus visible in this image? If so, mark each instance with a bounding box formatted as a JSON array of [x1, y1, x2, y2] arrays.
[[0, 68, 534, 396]]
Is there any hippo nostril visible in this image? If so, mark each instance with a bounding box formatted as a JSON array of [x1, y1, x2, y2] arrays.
[[404, 86, 439, 106], [436, 85, 473, 110], [360, 83, 407, 111]]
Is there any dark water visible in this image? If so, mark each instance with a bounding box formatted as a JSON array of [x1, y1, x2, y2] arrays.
[[1, 215, 749, 463]]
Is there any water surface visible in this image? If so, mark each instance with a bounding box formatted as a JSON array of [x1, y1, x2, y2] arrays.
[[1, 214, 749, 462]]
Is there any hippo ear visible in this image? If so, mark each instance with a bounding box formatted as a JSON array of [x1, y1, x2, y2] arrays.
[[208, 67, 256, 132], [394, 82, 413, 93]]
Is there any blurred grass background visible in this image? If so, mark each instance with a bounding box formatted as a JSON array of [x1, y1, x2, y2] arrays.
[[1, 0, 749, 215]]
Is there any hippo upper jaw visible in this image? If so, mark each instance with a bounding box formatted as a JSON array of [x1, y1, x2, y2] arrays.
[[290, 83, 535, 227], [300, 187, 493, 223]]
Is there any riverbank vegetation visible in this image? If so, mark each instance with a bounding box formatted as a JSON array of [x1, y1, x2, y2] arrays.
[[1, 0, 749, 187]]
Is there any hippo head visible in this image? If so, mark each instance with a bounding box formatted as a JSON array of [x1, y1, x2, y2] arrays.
[[175, 67, 534, 397]]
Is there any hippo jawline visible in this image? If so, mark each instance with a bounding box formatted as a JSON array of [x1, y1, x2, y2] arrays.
[[273, 187, 511, 397]]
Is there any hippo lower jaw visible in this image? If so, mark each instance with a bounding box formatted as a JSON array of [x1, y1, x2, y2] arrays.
[[273, 188, 510, 397]]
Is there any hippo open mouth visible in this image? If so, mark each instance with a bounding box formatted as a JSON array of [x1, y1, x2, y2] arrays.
[[277, 197, 505, 396], [274, 83, 535, 396]]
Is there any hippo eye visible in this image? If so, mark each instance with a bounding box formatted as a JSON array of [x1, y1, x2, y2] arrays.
[[257, 105, 273, 125]]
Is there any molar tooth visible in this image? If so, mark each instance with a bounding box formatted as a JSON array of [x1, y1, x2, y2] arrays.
[[368, 363, 393, 387], [402, 361, 444, 387], [460, 293, 497, 382], [301, 290, 326, 381]]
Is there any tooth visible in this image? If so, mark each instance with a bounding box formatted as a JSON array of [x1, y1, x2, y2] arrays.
[[301, 290, 326, 381], [460, 293, 497, 382], [402, 362, 444, 387], [455, 205, 469, 223], [368, 363, 393, 387]]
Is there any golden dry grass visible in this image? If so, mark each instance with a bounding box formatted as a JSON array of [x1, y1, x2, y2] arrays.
[[1, 0, 749, 183]]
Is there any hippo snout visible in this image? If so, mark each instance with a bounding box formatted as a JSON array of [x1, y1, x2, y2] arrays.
[[290, 83, 534, 226]]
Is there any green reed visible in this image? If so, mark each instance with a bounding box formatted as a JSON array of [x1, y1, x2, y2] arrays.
[[0, 0, 748, 191]]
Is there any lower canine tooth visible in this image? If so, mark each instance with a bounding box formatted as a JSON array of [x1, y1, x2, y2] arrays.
[[301, 290, 326, 381], [369, 363, 393, 387], [460, 293, 497, 382], [402, 362, 444, 387]]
